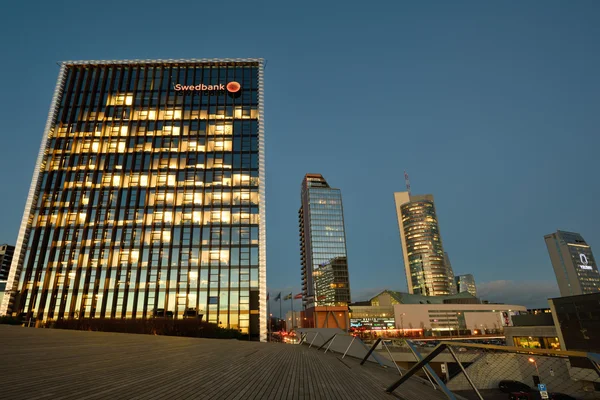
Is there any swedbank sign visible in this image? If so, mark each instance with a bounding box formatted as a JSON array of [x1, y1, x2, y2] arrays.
[[173, 81, 241, 96]]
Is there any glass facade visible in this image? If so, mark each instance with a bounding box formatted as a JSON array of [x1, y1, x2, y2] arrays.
[[513, 336, 561, 350], [0, 59, 266, 340], [299, 174, 350, 308], [551, 293, 600, 353], [456, 274, 477, 297], [545, 230, 600, 296], [314, 257, 350, 305], [444, 252, 458, 295], [395, 193, 450, 296]]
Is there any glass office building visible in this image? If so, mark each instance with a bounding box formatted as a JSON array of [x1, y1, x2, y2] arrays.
[[299, 174, 350, 308], [545, 230, 599, 297], [394, 192, 451, 296], [456, 274, 477, 297], [0, 59, 267, 340]]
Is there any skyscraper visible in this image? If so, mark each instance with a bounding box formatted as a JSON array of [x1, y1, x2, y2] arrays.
[[0, 244, 15, 281], [544, 230, 600, 297], [456, 274, 477, 297], [394, 192, 450, 296], [0, 59, 267, 340], [299, 174, 350, 308], [444, 252, 458, 295]]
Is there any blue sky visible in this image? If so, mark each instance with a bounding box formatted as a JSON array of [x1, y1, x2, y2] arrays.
[[0, 1, 598, 312]]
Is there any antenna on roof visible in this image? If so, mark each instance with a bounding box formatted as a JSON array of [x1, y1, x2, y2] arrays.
[[404, 170, 411, 195]]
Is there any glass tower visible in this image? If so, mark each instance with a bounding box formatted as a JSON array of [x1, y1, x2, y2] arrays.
[[394, 192, 450, 296], [299, 174, 350, 308], [0, 59, 267, 341], [545, 230, 599, 297], [456, 274, 477, 297]]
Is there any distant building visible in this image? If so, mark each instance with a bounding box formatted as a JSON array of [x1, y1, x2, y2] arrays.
[[504, 312, 560, 350], [0, 244, 15, 281], [394, 192, 451, 296], [526, 308, 552, 315], [349, 290, 524, 336], [444, 252, 458, 295], [456, 274, 477, 297], [549, 292, 600, 353], [299, 174, 351, 308], [544, 230, 600, 296], [285, 310, 302, 331], [546, 293, 600, 393]]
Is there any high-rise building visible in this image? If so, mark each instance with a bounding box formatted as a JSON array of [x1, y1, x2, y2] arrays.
[[299, 174, 350, 308], [394, 192, 450, 296], [444, 252, 458, 295], [544, 230, 599, 297], [456, 274, 477, 297], [0, 59, 267, 340], [0, 244, 15, 281]]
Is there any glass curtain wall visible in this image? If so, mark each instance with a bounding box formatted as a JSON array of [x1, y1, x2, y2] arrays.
[[9, 61, 263, 336]]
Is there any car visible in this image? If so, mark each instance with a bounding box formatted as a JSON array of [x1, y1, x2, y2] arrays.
[[499, 380, 532, 393], [548, 393, 576, 400], [509, 392, 532, 400]]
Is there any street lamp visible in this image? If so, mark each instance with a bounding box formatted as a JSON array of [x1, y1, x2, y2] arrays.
[[400, 313, 405, 337], [528, 357, 540, 377]]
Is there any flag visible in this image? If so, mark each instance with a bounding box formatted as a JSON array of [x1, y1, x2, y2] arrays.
[[274, 292, 281, 301], [294, 293, 303, 300], [317, 295, 327, 301], [283, 293, 292, 301]]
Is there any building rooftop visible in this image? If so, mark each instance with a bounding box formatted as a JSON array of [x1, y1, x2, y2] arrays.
[[0, 325, 445, 400], [370, 290, 480, 305]]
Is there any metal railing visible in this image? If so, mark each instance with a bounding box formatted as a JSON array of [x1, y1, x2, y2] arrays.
[[385, 341, 600, 400]]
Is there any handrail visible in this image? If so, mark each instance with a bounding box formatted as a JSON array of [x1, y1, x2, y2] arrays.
[[437, 341, 590, 358], [386, 341, 600, 399]]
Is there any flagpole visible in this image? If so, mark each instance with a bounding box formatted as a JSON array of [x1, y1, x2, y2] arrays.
[[291, 295, 294, 331]]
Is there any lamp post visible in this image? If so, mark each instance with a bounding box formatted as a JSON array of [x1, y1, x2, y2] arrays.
[[528, 357, 540, 377], [400, 313, 405, 337]]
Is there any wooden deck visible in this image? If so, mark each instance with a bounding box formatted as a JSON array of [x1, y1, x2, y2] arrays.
[[0, 325, 448, 400]]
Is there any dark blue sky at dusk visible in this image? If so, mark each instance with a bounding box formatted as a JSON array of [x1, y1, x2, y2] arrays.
[[0, 1, 598, 312]]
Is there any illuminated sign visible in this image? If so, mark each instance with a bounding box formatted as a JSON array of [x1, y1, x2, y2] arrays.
[[578, 253, 593, 270], [350, 318, 395, 330], [173, 81, 241, 93]]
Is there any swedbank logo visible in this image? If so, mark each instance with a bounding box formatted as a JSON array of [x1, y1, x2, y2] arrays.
[[173, 81, 241, 97]]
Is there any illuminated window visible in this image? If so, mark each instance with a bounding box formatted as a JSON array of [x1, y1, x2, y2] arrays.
[[163, 126, 180, 136]]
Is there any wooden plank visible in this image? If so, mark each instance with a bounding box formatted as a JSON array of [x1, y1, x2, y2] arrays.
[[0, 326, 450, 400]]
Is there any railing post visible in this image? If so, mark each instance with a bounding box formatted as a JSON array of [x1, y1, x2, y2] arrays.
[[360, 338, 381, 365], [299, 332, 307, 345], [386, 343, 456, 399], [381, 340, 403, 376], [342, 335, 356, 359], [308, 332, 320, 348], [405, 340, 437, 389], [447, 345, 484, 400], [317, 333, 336, 351], [324, 334, 337, 354]]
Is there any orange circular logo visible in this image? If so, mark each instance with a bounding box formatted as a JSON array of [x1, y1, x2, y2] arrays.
[[226, 81, 241, 93]]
